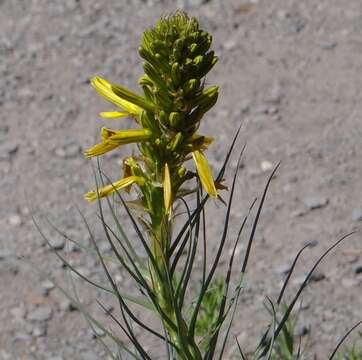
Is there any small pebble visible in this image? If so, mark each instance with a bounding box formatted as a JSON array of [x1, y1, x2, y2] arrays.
[[8, 214, 22, 226], [288, 20, 305, 34], [260, 160, 274, 172], [14, 332, 32, 341], [40, 280, 55, 296], [296, 324, 310, 337], [0, 249, 14, 260], [90, 327, 105, 339], [0, 142, 18, 161], [59, 299, 77, 312], [310, 271, 326, 282], [319, 41, 337, 50], [304, 239, 319, 248], [27, 306, 53, 322], [352, 207, 362, 221], [223, 39, 237, 50], [303, 197, 329, 210], [267, 106, 278, 115], [32, 324, 47, 337], [354, 265, 362, 275], [48, 237, 65, 250]]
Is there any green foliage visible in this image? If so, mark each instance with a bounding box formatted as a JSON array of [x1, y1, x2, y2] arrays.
[[194, 277, 225, 349], [270, 307, 299, 360]]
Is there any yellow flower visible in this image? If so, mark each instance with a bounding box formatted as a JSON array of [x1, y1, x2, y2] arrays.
[[163, 163, 172, 214], [192, 150, 217, 197], [91, 77, 143, 117], [84, 128, 152, 158], [84, 176, 145, 202]]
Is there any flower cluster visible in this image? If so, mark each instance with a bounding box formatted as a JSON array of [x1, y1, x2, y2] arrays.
[[85, 11, 222, 216]]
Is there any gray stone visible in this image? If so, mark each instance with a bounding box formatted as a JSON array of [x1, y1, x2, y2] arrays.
[[188, 0, 209, 7], [352, 207, 362, 221], [59, 299, 77, 312], [0, 141, 18, 160], [0, 249, 14, 260], [8, 214, 22, 226], [304, 239, 319, 248], [288, 20, 306, 33], [319, 42, 337, 50], [296, 324, 310, 337], [310, 271, 326, 282], [90, 327, 105, 338], [40, 280, 55, 296], [354, 265, 362, 275], [32, 324, 47, 337], [27, 306, 53, 322], [303, 197, 329, 210], [275, 263, 292, 276], [48, 237, 65, 250], [14, 332, 32, 341]]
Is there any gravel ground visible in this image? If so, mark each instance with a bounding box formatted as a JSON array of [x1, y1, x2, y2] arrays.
[[1, 0, 361, 359]]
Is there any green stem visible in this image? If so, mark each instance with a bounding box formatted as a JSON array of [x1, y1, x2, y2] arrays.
[[150, 211, 202, 360]]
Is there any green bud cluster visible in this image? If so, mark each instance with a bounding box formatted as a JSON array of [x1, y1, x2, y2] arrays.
[[138, 11, 218, 135]]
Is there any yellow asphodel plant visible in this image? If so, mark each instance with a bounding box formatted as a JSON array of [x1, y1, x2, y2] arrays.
[[84, 11, 225, 359]]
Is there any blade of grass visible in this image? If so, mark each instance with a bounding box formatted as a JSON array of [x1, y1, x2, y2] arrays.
[[88, 191, 152, 360], [277, 243, 311, 305], [177, 191, 201, 309], [328, 320, 362, 360], [258, 232, 355, 358], [217, 198, 258, 359], [97, 158, 143, 267], [190, 145, 244, 341], [169, 126, 242, 257], [236, 335, 248, 360], [241, 163, 280, 274]]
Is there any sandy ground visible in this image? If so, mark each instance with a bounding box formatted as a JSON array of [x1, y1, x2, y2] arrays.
[[0, 0, 361, 359]]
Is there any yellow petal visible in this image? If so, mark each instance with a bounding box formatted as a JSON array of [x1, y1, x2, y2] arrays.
[[91, 76, 142, 116], [84, 142, 119, 158], [85, 128, 152, 158], [163, 163, 172, 214], [100, 111, 129, 119], [84, 176, 145, 202], [192, 150, 218, 197]]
